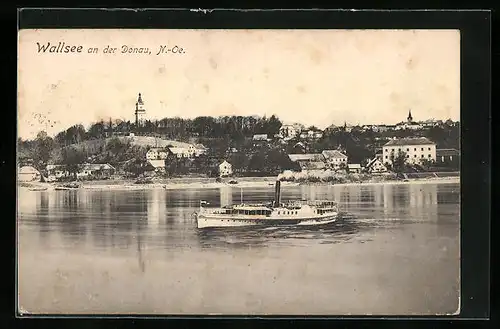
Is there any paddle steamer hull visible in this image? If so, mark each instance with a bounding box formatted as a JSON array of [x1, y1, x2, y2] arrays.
[[197, 213, 338, 229]]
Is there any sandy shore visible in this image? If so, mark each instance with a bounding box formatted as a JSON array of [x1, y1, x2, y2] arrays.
[[18, 175, 459, 192]]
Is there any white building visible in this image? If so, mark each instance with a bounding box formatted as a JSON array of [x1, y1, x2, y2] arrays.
[[321, 150, 348, 169], [169, 147, 190, 158], [76, 164, 115, 179], [382, 137, 436, 165], [168, 144, 205, 158], [279, 124, 300, 140], [18, 166, 40, 182], [299, 129, 323, 140], [348, 164, 362, 173], [193, 144, 207, 156], [365, 158, 388, 174], [436, 148, 460, 164], [46, 164, 67, 180], [46, 163, 115, 180], [146, 148, 169, 160], [219, 160, 233, 177], [148, 159, 166, 171], [253, 134, 269, 141], [288, 153, 325, 171]]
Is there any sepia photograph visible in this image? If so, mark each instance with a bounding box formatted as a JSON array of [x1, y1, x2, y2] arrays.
[[17, 28, 461, 316]]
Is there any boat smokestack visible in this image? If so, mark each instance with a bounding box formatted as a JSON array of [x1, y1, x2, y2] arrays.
[[274, 180, 281, 207]]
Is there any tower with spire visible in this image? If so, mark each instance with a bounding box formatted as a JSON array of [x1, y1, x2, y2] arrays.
[[407, 109, 413, 123], [135, 93, 146, 128]]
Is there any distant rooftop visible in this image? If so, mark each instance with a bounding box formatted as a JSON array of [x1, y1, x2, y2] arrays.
[[436, 148, 460, 157], [288, 153, 325, 162], [366, 157, 383, 168], [148, 159, 165, 168], [322, 150, 348, 159], [253, 134, 268, 140], [384, 137, 435, 146], [169, 146, 189, 154]]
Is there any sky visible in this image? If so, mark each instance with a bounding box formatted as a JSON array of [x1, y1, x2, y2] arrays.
[[18, 29, 460, 140]]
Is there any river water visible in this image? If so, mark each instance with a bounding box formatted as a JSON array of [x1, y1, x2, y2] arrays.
[[17, 181, 460, 315]]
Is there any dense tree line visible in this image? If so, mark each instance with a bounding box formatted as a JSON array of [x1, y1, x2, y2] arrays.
[[17, 114, 460, 180]]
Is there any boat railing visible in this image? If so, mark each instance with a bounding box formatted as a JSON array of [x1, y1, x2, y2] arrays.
[[284, 200, 337, 207]]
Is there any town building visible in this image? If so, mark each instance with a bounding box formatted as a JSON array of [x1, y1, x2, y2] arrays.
[[169, 146, 191, 158], [324, 124, 340, 134], [146, 148, 169, 160], [279, 124, 301, 140], [193, 144, 208, 156], [46, 164, 67, 181], [421, 119, 443, 128], [342, 123, 354, 133], [148, 159, 166, 171], [18, 166, 41, 182], [395, 109, 422, 130], [253, 134, 269, 141], [348, 164, 362, 173], [321, 150, 348, 169], [46, 163, 115, 181], [167, 144, 205, 159], [219, 160, 233, 177], [288, 153, 326, 171], [77, 164, 115, 179], [382, 137, 436, 165], [252, 134, 270, 147], [291, 142, 307, 153], [436, 148, 460, 165], [134, 93, 146, 128], [299, 128, 323, 140], [365, 158, 388, 174]]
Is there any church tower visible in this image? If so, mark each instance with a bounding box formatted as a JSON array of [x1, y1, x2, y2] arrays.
[[407, 109, 413, 123], [135, 93, 146, 127]]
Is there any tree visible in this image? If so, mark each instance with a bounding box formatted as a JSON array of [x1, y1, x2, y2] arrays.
[[229, 151, 249, 173], [61, 146, 86, 180], [32, 131, 55, 181], [248, 150, 267, 173], [338, 162, 348, 173], [123, 157, 151, 178], [390, 150, 407, 173], [265, 115, 282, 136], [88, 121, 106, 139], [106, 137, 129, 156], [419, 158, 434, 171]]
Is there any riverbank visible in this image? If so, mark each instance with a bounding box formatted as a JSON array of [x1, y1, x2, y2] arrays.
[[18, 175, 459, 192]]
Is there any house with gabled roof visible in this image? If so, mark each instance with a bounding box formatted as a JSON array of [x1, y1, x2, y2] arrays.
[[365, 157, 388, 174], [288, 153, 325, 171], [322, 150, 348, 169]]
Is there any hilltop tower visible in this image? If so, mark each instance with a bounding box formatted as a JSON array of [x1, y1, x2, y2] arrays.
[[135, 93, 146, 127], [407, 109, 413, 123]]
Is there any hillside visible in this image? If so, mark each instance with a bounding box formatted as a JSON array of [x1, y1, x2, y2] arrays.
[[48, 135, 192, 164], [125, 136, 192, 148]]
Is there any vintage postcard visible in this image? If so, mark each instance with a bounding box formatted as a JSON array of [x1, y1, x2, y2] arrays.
[[17, 28, 460, 315]]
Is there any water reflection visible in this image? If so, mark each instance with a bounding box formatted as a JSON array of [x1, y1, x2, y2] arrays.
[[220, 185, 233, 207], [17, 182, 460, 315], [18, 182, 459, 254], [195, 217, 371, 249]]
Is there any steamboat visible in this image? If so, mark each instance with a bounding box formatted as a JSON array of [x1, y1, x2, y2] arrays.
[[195, 181, 339, 229]]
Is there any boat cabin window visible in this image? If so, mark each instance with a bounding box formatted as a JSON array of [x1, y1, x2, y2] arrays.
[[235, 209, 270, 216]]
